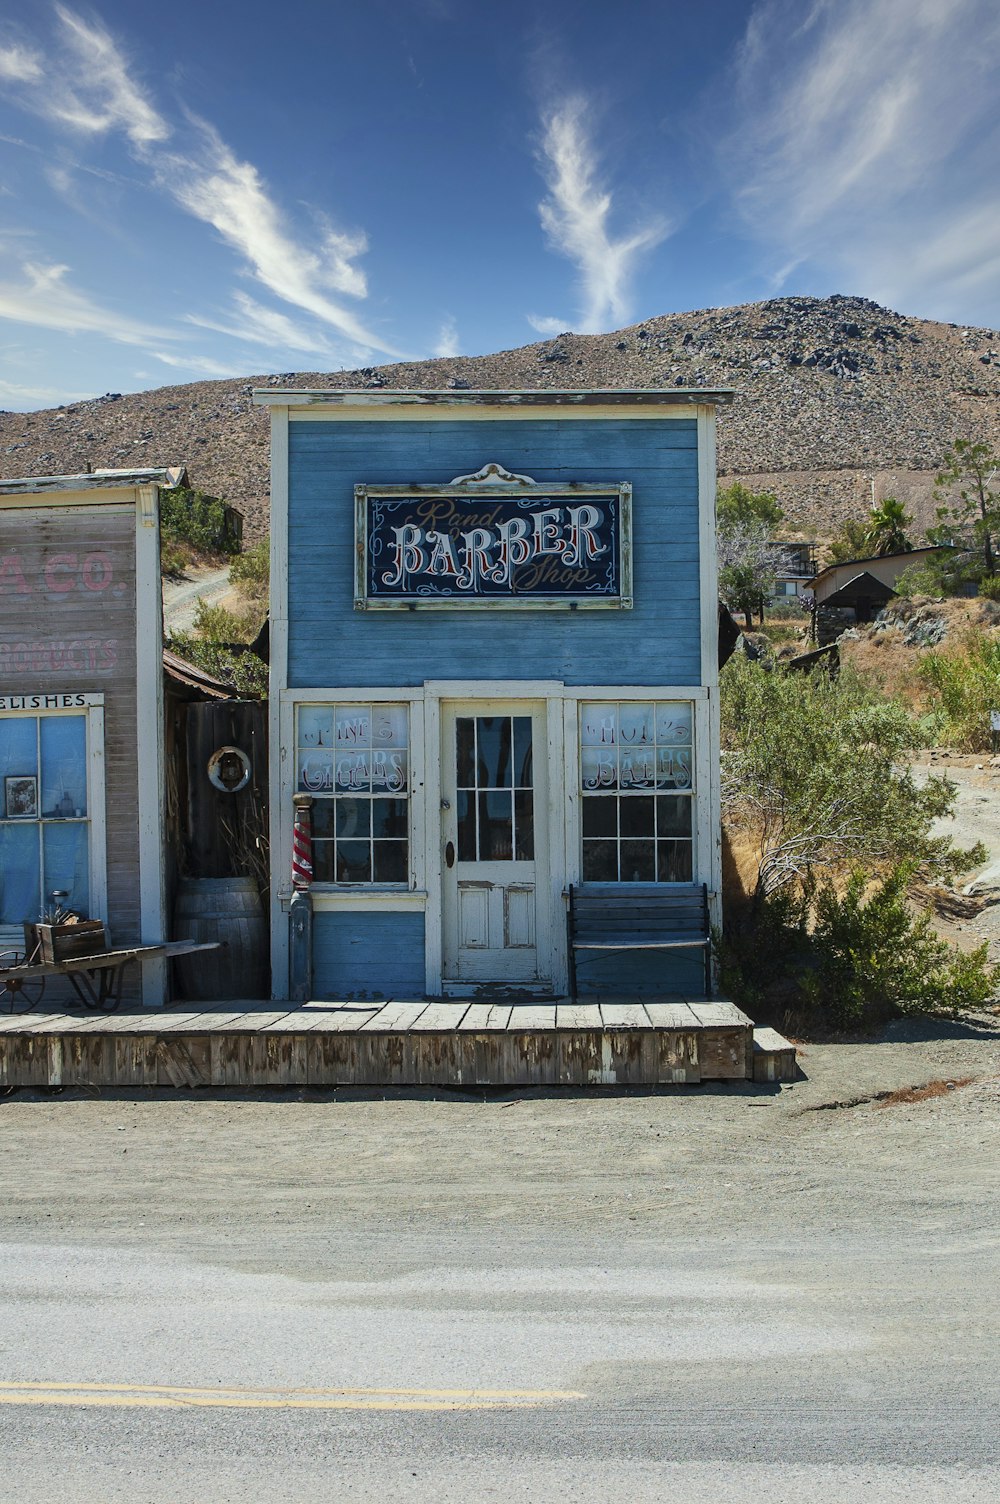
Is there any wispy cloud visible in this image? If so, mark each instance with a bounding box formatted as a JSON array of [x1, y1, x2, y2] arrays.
[[150, 350, 246, 378], [728, 0, 1000, 319], [185, 292, 337, 357], [432, 317, 459, 358], [526, 313, 568, 337], [0, 260, 174, 346], [160, 123, 396, 353], [24, 5, 170, 145], [535, 97, 669, 333], [0, 43, 42, 84], [0, 6, 399, 358]]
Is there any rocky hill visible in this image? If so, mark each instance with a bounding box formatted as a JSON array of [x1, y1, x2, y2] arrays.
[[2, 294, 997, 543]]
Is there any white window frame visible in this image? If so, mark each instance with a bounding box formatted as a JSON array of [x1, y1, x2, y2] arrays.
[[576, 698, 697, 884], [294, 698, 415, 891], [0, 699, 107, 949]]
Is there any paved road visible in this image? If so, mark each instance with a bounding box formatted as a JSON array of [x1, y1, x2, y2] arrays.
[[2, 1053, 999, 1501]]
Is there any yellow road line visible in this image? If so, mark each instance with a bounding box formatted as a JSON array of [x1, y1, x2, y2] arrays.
[[0, 1380, 584, 1413]]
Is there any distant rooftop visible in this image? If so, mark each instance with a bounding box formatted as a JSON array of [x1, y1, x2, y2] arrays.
[[252, 386, 735, 408], [0, 465, 187, 497]]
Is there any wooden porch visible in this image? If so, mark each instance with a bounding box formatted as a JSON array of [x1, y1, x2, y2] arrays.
[[0, 997, 780, 1089]]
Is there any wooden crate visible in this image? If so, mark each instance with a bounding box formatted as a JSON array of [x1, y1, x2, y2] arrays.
[[37, 920, 107, 965]]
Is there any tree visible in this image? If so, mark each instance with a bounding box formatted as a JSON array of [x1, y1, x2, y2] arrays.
[[865, 497, 913, 556], [933, 438, 999, 580], [717, 482, 784, 533], [717, 522, 789, 628], [825, 517, 871, 564], [719, 655, 984, 902], [716, 485, 787, 628]]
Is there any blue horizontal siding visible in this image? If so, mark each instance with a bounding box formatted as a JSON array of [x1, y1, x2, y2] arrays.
[[312, 910, 425, 1000], [286, 418, 703, 688], [575, 948, 708, 998]]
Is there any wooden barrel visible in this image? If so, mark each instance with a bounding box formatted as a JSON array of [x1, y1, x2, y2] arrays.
[[172, 877, 269, 1000]]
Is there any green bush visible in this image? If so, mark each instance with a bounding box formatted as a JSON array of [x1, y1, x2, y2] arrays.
[[160, 487, 239, 556], [721, 656, 983, 898], [803, 868, 999, 1028], [918, 630, 1000, 750], [169, 599, 267, 700], [229, 538, 269, 604], [719, 868, 999, 1030], [979, 574, 1000, 602]]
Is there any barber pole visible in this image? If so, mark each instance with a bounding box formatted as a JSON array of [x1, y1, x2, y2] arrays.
[[291, 794, 313, 888]]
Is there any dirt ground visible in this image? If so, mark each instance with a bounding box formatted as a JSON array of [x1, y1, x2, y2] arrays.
[[2, 1015, 999, 1278], [913, 755, 1000, 960]]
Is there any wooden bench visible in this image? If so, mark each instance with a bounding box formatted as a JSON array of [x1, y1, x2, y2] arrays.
[[566, 883, 712, 1001]]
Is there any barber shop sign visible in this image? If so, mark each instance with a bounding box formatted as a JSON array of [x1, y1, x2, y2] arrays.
[[355, 464, 632, 610]]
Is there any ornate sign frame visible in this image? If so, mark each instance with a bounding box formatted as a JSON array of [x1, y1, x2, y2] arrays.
[[354, 463, 633, 611]]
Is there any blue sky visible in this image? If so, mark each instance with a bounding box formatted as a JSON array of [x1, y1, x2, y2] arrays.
[[0, 0, 998, 410]]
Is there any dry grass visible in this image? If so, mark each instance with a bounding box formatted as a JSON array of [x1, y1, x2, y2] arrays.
[[877, 1076, 975, 1107]]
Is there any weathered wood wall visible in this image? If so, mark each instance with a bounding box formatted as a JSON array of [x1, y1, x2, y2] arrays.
[[0, 510, 141, 993]]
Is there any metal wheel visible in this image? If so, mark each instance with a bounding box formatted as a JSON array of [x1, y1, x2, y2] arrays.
[[0, 951, 45, 1013]]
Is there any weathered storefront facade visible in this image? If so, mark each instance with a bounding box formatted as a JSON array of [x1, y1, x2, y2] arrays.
[[260, 389, 731, 1004], [0, 471, 169, 1004]]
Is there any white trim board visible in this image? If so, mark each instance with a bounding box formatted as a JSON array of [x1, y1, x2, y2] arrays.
[[134, 484, 167, 1005]]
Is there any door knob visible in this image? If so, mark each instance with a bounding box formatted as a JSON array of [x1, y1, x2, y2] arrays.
[[445, 841, 455, 869]]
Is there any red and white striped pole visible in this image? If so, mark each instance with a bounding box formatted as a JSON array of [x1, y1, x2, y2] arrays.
[[292, 794, 313, 889]]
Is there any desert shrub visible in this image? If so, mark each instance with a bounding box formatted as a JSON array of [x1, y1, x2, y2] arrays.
[[803, 868, 999, 1027], [169, 599, 267, 699], [894, 553, 974, 598], [721, 656, 983, 898], [160, 487, 239, 556], [229, 538, 269, 604], [719, 867, 999, 1030], [918, 630, 1000, 750]]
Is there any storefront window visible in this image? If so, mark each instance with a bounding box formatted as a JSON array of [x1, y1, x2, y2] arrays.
[[296, 703, 409, 884], [579, 701, 694, 882], [0, 714, 90, 925]]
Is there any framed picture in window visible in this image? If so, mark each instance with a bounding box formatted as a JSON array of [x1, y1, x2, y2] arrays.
[[4, 775, 38, 819]]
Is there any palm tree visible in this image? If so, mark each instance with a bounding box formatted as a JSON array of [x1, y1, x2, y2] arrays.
[[865, 497, 913, 556]]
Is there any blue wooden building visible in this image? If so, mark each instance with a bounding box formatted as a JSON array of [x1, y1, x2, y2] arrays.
[[257, 388, 732, 1003]]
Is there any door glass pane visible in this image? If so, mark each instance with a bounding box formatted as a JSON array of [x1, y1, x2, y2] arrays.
[[456, 719, 476, 787], [0, 823, 40, 924], [476, 717, 513, 788], [40, 715, 87, 817], [514, 790, 534, 860], [456, 790, 476, 861], [512, 718, 533, 787], [43, 821, 89, 914], [478, 790, 513, 860]]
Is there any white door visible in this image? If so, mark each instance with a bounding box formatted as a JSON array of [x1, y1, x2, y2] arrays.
[[441, 702, 549, 986]]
